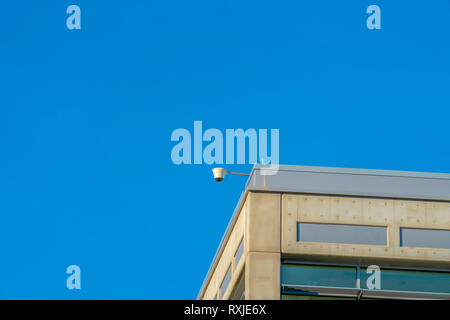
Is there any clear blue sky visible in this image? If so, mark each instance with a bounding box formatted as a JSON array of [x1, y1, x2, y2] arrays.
[[1, 1, 449, 299]]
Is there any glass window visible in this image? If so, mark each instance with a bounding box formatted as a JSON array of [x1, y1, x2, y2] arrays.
[[230, 273, 245, 300], [282, 263, 450, 299], [400, 227, 450, 249], [297, 222, 387, 245], [219, 264, 232, 299], [234, 238, 244, 268], [360, 267, 450, 294], [281, 264, 357, 288], [282, 294, 354, 300]]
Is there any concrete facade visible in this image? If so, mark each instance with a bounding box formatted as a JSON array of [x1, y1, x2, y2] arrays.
[[282, 194, 450, 267], [198, 165, 450, 300], [201, 192, 282, 300]]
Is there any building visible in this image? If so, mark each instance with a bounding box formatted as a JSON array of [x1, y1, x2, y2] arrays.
[[197, 164, 450, 300]]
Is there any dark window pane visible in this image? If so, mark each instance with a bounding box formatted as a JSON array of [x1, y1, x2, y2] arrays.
[[234, 238, 244, 267], [282, 294, 354, 300], [219, 265, 232, 298], [281, 264, 356, 288], [360, 267, 450, 294]]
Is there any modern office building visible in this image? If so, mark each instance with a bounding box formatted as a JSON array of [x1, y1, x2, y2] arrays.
[[198, 164, 450, 300]]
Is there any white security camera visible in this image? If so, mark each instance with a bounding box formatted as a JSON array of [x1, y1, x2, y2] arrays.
[[212, 168, 250, 182], [212, 168, 227, 182]]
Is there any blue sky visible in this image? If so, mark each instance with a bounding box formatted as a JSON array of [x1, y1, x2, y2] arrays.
[[1, 1, 449, 299]]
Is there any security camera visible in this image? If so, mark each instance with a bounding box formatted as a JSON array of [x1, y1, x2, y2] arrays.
[[212, 167, 250, 182], [212, 168, 227, 182]]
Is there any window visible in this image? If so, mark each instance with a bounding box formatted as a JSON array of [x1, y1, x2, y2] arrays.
[[230, 273, 245, 300], [281, 264, 357, 288], [281, 262, 450, 299], [400, 227, 450, 249], [234, 238, 244, 268], [297, 222, 387, 245], [282, 294, 353, 300], [360, 267, 450, 294], [219, 264, 232, 299]]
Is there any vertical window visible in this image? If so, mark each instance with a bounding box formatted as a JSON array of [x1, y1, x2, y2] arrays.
[[234, 238, 244, 268], [230, 273, 245, 300], [220, 264, 232, 299]]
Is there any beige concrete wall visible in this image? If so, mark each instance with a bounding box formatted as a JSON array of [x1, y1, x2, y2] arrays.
[[202, 191, 450, 300], [245, 252, 280, 300], [246, 192, 281, 253], [201, 192, 282, 300], [282, 194, 450, 266], [202, 197, 247, 300], [244, 192, 281, 300]]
